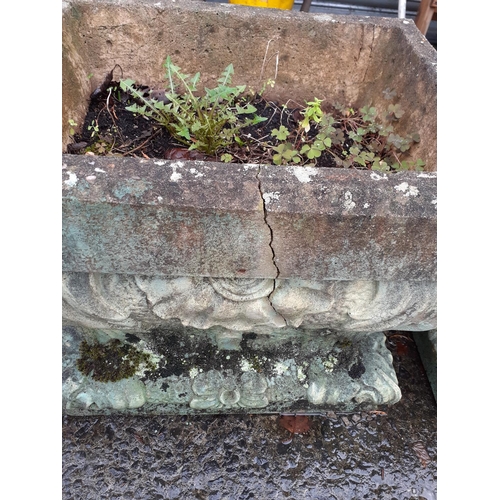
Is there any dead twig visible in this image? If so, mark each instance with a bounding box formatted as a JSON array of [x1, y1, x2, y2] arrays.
[[259, 38, 279, 89]]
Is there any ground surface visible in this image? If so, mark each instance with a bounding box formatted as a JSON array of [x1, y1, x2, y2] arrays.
[[62, 332, 437, 499]]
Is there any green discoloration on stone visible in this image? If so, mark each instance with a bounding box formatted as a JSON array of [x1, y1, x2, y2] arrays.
[[112, 179, 153, 200], [62, 156, 275, 278], [64, 323, 402, 415], [62, 155, 436, 280]]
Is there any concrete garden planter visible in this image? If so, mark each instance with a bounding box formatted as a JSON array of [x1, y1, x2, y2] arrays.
[[62, 0, 437, 415]]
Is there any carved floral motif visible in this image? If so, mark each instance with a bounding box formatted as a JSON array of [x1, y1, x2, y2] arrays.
[[63, 326, 400, 412], [63, 273, 436, 335], [189, 370, 269, 410]]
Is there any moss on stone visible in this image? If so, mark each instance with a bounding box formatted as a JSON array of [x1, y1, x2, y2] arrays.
[[76, 338, 156, 382], [250, 355, 265, 372]]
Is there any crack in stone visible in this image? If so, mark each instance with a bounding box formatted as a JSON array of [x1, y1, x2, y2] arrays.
[[256, 166, 287, 325]]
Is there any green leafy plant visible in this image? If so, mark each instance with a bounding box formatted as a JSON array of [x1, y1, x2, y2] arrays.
[[77, 66, 425, 172], [300, 97, 323, 132], [91, 140, 112, 155], [262, 98, 424, 171], [272, 142, 301, 165], [68, 119, 78, 136], [87, 119, 100, 138], [271, 125, 290, 141], [386, 103, 405, 120], [300, 133, 331, 160], [311, 102, 425, 172], [360, 105, 377, 123], [270, 126, 301, 165], [119, 57, 266, 156], [220, 153, 234, 163]]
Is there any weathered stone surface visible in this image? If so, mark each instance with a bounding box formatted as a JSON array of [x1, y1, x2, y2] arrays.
[[260, 166, 437, 281], [63, 325, 401, 414], [63, 273, 436, 334], [62, 0, 437, 169], [63, 157, 436, 281], [62, 155, 275, 277]]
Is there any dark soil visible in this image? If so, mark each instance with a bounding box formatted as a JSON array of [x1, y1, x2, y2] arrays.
[[69, 81, 339, 166], [69, 82, 179, 160], [68, 78, 423, 172]]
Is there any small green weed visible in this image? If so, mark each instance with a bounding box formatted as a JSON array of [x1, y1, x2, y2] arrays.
[[265, 99, 424, 171], [272, 142, 301, 165], [309, 102, 424, 171], [300, 97, 323, 132], [300, 133, 331, 160], [120, 57, 266, 156], [87, 119, 100, 138], [68, 119, 78, 136]]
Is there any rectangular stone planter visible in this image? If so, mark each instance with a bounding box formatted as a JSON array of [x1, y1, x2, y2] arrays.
[[62, 0, 437, 415]]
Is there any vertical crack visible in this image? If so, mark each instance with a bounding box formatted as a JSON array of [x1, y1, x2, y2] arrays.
[[256, 166, 280, 281], [256, 166, 287, 325]]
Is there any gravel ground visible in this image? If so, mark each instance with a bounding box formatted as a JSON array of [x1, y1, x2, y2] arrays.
[[62, 332, 437, 499]]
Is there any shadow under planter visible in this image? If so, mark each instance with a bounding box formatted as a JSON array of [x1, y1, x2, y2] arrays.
[[62, 0, 436, 415]]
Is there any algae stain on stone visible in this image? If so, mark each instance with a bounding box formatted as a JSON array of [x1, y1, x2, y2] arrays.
[[112, 179, 152, 199]]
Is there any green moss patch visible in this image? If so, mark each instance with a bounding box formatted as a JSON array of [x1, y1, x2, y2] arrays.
[[76, 338, 156, 382]]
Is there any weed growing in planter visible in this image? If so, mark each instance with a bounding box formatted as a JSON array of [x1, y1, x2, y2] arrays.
[[68, 119, 78, 137], [119, 57, 267, 156], [71, 59, 425, 172], [270, 126, 301, 164], [264, 101, 424, 171], [318, 103, 425, 171], [331, 103, 425, 172], [300, 97, 324, 132]]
